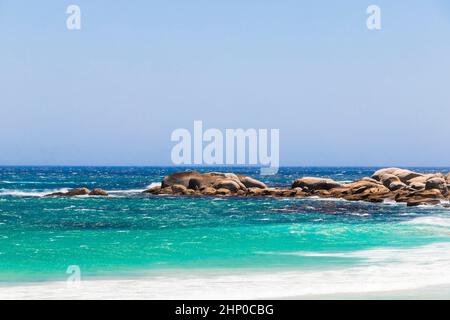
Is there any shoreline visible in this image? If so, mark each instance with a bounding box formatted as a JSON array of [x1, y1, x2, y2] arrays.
[[2, 273, 450, 300], [2, 241, 450, 300]]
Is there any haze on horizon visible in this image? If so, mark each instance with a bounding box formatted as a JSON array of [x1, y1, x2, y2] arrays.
[[1, 0, 450, 167]]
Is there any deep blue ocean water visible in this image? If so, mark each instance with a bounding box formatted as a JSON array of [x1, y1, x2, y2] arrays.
[[1, 166, 450, 291]]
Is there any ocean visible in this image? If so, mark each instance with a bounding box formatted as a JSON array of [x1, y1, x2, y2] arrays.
[[1, 166, 450, 299]]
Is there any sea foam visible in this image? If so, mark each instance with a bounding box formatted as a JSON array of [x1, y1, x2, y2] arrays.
[[2, 242, 450, 299]]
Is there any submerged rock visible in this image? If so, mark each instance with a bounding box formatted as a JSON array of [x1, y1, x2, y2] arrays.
[[46, 188, 91, 197]]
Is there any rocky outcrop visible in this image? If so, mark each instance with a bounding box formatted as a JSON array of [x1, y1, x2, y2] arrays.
[[149, 171, 268, 197], [46, 188, 93, 197], [145, 168, 449, 207], [52, 168, 449, 207]]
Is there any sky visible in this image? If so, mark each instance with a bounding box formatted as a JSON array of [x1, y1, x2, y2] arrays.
[[1, 0, 450, 166]]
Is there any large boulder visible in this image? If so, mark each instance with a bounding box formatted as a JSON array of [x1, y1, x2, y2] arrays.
[[446, 173, 450, 184], [372, 168, 422, 184], [391, 169, 423, 183], [238, 176, 267, 189], [162, 171, 201, 188], [292, 177, 343, 191], [425, 177, 448, 195], [379, 174, 407, 191], [372, 168, 401, 181], [161, 171, 265, 194], [213, 179, 241, 192]]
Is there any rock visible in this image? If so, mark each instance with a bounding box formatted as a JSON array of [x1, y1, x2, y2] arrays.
[[372, 168, 422, 183], [379, 174, 407, 191], [46, 188, 90, 197], [391, 169, 423, 183], [159, 187, 174, 194], [201, 187, 217, 196], [409, 182, 426, 190], [184, 189, 196, 195], [425, 177, 448, 194], [292, 177, 343, 191], [89, 189, 108, 196], [388, 181, 408, 191], [380, 174, 401, 187], [407, 199, 441, 207], [162, 171, 251, 194], [372, 168, 400, 181], [143, 185, 161, 194], [247, 188, 265, 196], [215, 188, 231, 196], [239, 176, 267, 189], [361, 177, 381, 184], [171, 184, 188, 194], [446, 173, 450, 184], [212, 179, 241, 192], [396, 189, 445, 203], [162, 171, 201, 188], [67, 188, 90, 196], [155, 169, 447, 206]]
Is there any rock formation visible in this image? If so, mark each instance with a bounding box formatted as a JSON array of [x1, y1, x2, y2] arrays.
[[46, 168, 449, 207], [46, 188, 108, 197], [143, 168, 450, 207]]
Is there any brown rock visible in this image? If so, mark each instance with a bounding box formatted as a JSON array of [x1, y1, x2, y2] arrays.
[[396, 189, 445, 203], [372, 168, 423, 184], [89, 189, 108, 196], [409, 182, 425, 190], [67, 188, 90, 196], [159, 187, 174, 194], [162, 171, 201, 188], [171, 184, 188, 194], [201, 187, 217, 196], [46, 188, 91, 197], [425, 177, 448, 194], [239, 176, 267, 189], [407, 199, 441, 207], [143, 185, 161, 194], [372, 168, 400, 181], [247, 188, 265, 196], [213, 179, 241, 192], [215, 188, 231, 196], [292, 177, 343, 191]]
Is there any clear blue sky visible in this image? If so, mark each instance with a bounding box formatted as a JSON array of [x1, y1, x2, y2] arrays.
[[1, 0, 450, 166]]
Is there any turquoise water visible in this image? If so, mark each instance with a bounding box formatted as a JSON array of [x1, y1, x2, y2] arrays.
[[1, 167, 450, 287]]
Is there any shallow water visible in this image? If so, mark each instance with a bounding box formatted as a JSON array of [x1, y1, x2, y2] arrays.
[[1, 166, 450, 298]]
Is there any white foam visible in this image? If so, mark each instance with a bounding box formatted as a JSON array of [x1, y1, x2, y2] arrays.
[[106, 182, 162, 195], [0, 188, 69, 197], [2, 242, 450, 299], [404, 216, 450, 228]]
